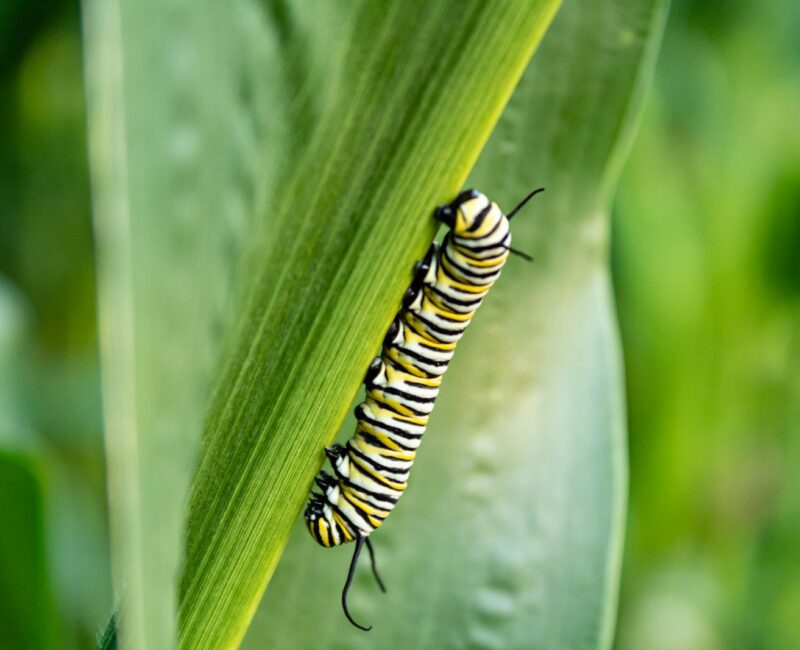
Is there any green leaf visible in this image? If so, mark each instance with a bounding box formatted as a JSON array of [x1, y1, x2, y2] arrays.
[[82, 1, 277, 647], [244, 0, 668, 648], [179, 3, 565, 648], [0, 278, 30, 449], [83, 1, 562, 648], [0, 451, 57, 650], [0, 282, 56, 650]]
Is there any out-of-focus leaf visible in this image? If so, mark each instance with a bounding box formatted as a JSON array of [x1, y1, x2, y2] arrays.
[[245, 0, 668, 648], [0, 450, 56, 650], [82, 0, 562, 648], [0, 277, 31, 448], [82, 0, 270, 645], [613, 3, 800, 647]]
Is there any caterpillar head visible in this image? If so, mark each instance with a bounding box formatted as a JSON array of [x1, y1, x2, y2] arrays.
[[305, 494, 335, 547], [305, 493, 326, 524], [434, 189, 490, 235]]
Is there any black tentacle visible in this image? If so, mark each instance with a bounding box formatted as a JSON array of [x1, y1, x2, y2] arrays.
[[342, 536, 372, 631], [506, 187, 545, 220], [365, 537, 387, 593]]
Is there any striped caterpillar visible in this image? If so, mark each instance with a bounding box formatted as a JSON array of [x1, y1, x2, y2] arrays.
[[304, 187, 543, 629]]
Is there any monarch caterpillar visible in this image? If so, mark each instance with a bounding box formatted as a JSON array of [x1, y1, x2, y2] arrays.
[[304, 187, 543, 630]]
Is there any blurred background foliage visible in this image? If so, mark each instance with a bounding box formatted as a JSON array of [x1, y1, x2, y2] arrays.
[[613, 1, 800, 648], [0, 0, 110, 648], [0, 0, 797, 648]]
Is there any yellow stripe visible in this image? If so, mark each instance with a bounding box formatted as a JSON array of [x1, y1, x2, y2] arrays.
[[452, 251, 507, 268], [384, 362, 442, 387], [425, 300, 472, 325], [436, 264, 487, 294], [332, 511, 355, 542], [319, 521, 330, 547], [366, 403, 427, 426], [386, 348, 428, 377], [342, 486, 392, 517], [352, 434, 416, 461], [341, 489, 389, 530], [356, 424, 405, 451], [402, 312, 449, 342], [403, 327, 456, 351], [456, 204, 503, 239], [425, 289, 479, 317], [349, 456, 407, 491], [424, 296, 473, 323], [440, 253, 498, 290], [368, 389, 418, 417]]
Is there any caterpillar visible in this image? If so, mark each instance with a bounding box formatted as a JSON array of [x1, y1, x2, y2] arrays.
[[304, 187, 543, 630]]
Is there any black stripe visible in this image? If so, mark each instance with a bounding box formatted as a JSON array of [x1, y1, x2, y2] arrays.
[[336, 471, 400, 506], [453, 241, 508, 262], [341, 489, 383, 525], [358, 430, 390, 450], [466, 204, 492, 232], [442, 247, 502, 281], [438, 251, 479, 288], [408, 312, 466, 340], [455, 238, 508, 256], [458, 213, 503, 241], [332, 518, 348, 542], [349, 453, 408, 491], [385, 362, 439, 389], [327, 501, 362, 535], [447, 233, 505, 267], [427, 284, 483, 308], [416, 338, 455, 353], [381, 385, 436, 405], [426, 292, 480, 316], [383, 356, 439, 389], [386, 352, 427, 377], [403, 377, 437, 389], [453, 235, 509, 258], [400, 314, 437, 341], [371, 390, 430, 417], [344, 478, 401, 510], [422, 305, 469, 324], [450, 245, 507, 267], [322, 501, 350, 537], [357, 429, 417, 452], [391, 342, 449, 368], [358, 409, 424, 439], [349, 444, 411, 480]]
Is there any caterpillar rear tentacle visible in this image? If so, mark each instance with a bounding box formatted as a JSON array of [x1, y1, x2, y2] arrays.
[[303, 187, 544, 630]]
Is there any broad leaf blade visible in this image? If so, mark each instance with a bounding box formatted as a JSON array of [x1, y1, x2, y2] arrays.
[[84, 0, 562, 648], [82, 0, 274, 647], [245, 0, 668, 648], [178, 3, 562, 648]]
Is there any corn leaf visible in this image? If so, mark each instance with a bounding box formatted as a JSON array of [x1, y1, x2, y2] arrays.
[[0, 451, 56, 650], [83, 1, 563, 648]]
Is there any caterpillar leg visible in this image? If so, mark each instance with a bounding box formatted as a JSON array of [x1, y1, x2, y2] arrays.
[[396, 244, 438, 316], [342, 535, 371, 631], [412, 242, 438, 289], [365, 536, 387, 593], [325, 444, 350, 479]]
